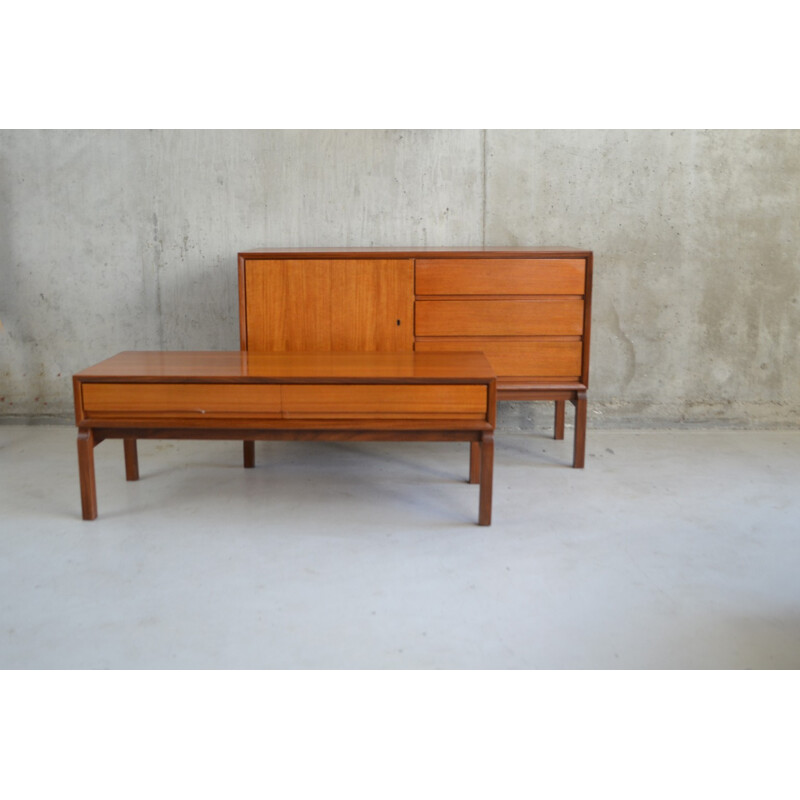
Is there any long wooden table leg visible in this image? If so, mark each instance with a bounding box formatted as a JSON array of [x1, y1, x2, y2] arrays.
[[554, 400, 566, 440], [243, 440, 255, 468], [77, 429, 98, 520], [478, 432, 494, 526], [124, 438, 139, 481], [573, 391, 587, 468], [469, 441, 481, 484]]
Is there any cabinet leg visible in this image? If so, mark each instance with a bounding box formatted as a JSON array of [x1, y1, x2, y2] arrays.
[[572, 392, 587, 469], [124, 438, 139, 481], [554, 400, 566, 440], [469, 441, 481, 484], [243, 440, 255, 468], [77, 429, 98, 520], [478, 433, 494, 526]]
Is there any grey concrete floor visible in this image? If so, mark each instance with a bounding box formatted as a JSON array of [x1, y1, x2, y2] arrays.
[[1, 424, 798, 669]]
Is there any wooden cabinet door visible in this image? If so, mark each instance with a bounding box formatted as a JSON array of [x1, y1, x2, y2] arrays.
[[242, 259, 414, 352]]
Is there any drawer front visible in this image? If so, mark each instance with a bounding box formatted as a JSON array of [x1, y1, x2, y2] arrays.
[[282, 384, 488, 419], [416, 258, 586, 296], [82, 383, 282, 418], [415, 339, 582, 379], [416, 299, 584, 337]]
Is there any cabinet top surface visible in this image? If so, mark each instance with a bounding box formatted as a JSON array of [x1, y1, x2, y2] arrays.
[[239, 246, 591, 258], [75, 351, 496, 382]]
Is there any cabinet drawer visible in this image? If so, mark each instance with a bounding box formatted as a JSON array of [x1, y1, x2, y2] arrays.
[[416, 299, 584, 337], [415, 339, 582, 378], [416, 258, 586, 296], [282, 384, 488, 419], [82, 383, 282, 418]]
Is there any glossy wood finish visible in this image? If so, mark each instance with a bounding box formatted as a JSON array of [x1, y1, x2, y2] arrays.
[[241, 259, 413, 352], [75, 350, 494, 381], [83, 380, 489, 423], [73, 351, 496, 524], [416, 258, 586, 295], [416, 299, 584, 337], [82, 383, 283, 418], [414, 338, 582, 379], [239, 247, 593, 468], [280, 384, 487, 419]]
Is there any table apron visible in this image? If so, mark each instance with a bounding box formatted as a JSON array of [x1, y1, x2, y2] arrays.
[[85, 426, 488, 443]]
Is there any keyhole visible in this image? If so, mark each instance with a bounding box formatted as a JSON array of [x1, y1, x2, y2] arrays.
[[396, 319, 401, 326]]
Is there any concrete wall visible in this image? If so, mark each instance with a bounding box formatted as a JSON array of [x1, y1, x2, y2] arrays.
[[1, 129, 798, 429]]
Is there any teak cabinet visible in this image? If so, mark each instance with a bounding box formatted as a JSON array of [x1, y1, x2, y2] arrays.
[[238, 247, 592, 467]]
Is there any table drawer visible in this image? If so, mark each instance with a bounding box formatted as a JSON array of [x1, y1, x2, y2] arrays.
[[416, 299, 584, 337], [415, 339, 583, 378], [282, 384, 488, 419], [82, 383, 282, 418], [416, 258, 586, 296]]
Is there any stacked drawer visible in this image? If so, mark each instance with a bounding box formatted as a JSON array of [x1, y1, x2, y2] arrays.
[[414, 258, 588, 385]]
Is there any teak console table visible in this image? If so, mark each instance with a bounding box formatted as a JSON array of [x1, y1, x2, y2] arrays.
[[238, 246, 592, 467], [73, 350, 496, 524]]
